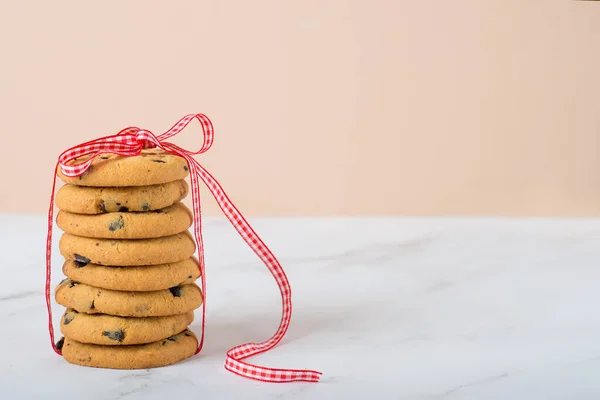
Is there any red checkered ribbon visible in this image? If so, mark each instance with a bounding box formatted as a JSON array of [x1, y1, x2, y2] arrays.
[[45, 114, 322, 383]]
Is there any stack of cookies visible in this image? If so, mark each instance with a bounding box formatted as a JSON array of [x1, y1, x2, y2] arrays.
[[53, 150, 202, 369]]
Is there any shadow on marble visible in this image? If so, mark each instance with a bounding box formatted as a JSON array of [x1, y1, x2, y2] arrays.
[[192, 304, 359, 358]]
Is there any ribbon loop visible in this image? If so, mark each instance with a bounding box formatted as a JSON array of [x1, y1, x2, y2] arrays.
[[46, 114, 322, 383]]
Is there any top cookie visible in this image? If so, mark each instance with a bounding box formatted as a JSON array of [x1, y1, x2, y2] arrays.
[[57, 149, 189, 187]]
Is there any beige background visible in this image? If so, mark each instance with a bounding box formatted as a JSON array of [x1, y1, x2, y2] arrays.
[[1, 0, 599, 217]]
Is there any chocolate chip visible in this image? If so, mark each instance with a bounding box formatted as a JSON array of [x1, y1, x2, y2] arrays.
[[183, 165, 189, 172], [68, 280, 79, 288], [152, 159, 167, 163], [169, 286, 182, 297], [56, 337, 65, 351], [95, 243, 99, 247], [116, 202, 121, 206], [99, 201, 106, 213], [187, 275, 192, 279], [90, 300, 95, 310], [73, 254, 90, 268], [100, 156, 109, 160], [118, 206, 129, 212], [102, 329, 125, 342], [141, 203, 150, 211], [108, 216, 125, 231], [63, 313, 75, 325]]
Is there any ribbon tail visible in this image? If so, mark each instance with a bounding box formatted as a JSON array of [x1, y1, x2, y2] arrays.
[[46, 164, 61, 355], [185, 157, 322, 383]]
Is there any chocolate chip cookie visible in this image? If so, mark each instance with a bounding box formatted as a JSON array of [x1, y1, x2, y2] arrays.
[[62, 257, 200, 291], [56, 203, 193, 239], [59, 231, 196, 266], [55, 180, 188, 214], [57, 149, 189, 187], [60, 329, 198, 369], [60, 308, 194, 345], [55, 279, 203, 317]]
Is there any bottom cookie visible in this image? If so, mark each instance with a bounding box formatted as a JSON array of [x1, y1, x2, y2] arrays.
[[60, 329, 198, 369]]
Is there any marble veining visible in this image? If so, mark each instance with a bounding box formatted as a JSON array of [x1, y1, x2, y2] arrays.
[[1, 214, 599, 399]]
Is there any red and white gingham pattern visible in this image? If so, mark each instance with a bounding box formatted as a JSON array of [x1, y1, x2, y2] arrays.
[[45, 114, 322, 383]]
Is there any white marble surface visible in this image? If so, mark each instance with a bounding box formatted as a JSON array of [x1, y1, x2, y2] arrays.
[[1, 214, 600, 399]]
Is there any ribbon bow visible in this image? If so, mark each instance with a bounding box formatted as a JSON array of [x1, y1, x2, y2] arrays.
[[45, 114, 322, 383]]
